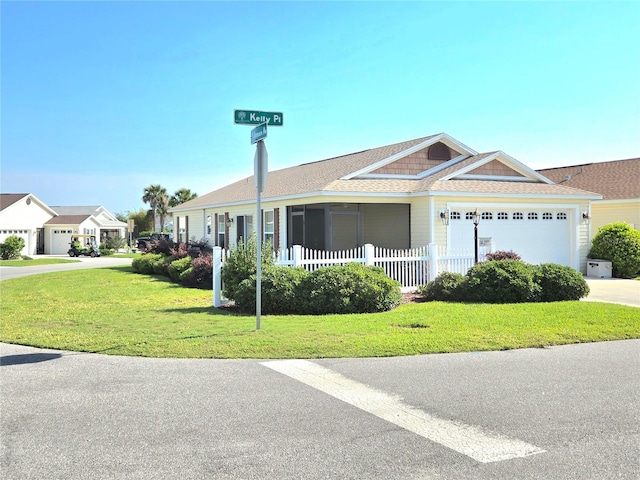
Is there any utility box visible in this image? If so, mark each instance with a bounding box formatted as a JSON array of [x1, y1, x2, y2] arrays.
[[587, 259, 612, 278]]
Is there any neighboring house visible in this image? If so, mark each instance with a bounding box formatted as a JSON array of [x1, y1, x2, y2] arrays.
[[0, 194, 126, 255], [49, 206, 127, 241], [0, 193, 56, 256], [170, 133, 601, 272], [537, 158, 640, 233]]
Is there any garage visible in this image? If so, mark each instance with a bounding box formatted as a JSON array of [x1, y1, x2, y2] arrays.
[[448, 208, 572, 265], [51, 229, 74, 254], [0, 229, 31, 256]]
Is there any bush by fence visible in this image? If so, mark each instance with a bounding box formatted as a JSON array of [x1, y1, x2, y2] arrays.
[[419, 260, 589, 304]]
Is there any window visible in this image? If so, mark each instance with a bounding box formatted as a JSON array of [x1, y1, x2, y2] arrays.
[[497, 212, 508, 220], [557, 213, 567, 220], [481, 212, 493, 220], [513, 212, 523, 220], [465, 211, 475, 220], [264, 210, 274, 244], [542, 212, 553, 220], [217, 214, 225, 247], [450, 211, 461, 220], [528, 212, 538, 220]]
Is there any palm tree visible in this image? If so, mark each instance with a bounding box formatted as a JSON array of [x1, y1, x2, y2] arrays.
[[142, 184, 168, 232], [169, 188, 198, 207]]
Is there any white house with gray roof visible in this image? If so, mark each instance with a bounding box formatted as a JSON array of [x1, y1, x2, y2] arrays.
[[0, 194, 126, 255], [170, 133, 601, 272]]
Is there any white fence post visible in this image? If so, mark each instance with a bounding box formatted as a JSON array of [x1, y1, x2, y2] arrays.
[[292, 245, 303, 266], [212, 246, 222, 308], [364, 243, 374, 266], [428, 243, 438, 282]]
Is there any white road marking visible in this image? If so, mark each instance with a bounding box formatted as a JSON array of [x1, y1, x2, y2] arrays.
[[261, 359, 545, 463]]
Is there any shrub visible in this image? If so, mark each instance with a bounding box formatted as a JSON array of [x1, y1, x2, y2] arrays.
[[145, 237, 177, 255], [588, 222, 640, 278], [132, 253, 166, 275], [0, 235, 25, 260], [234, 265, 308, 314], [169, 242, 190, 260], [417, 272, 466, 302], [463, 260, 538, 303], [103, 235, 126, 251], [532, 263, 590, 302], [485, 250, 522, 261], [221, 234, 273, 300], [180, 254, 213, 288], [300, 263, 402, 314], [149, 254, 174, 276], [167, 256, 192, 283]]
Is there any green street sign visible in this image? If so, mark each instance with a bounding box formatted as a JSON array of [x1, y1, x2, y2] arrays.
[[234, 109, 284, 126], [251, 123, 267, 144]]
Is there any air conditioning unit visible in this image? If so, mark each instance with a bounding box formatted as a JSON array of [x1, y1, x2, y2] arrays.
[[587, 260, 612, 279]]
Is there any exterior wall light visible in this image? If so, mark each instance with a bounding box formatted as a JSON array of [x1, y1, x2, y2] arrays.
[[226, 217, 234, 227], [440, 209, 450, 226], [582, 212, 591, 224]]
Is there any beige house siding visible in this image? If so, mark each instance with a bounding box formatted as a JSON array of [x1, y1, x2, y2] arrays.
[[591, 200, 640, 232], [408, 197, 431, 247]]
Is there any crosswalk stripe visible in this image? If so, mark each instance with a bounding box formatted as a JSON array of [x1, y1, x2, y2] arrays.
[[261, 359, 546, 463]]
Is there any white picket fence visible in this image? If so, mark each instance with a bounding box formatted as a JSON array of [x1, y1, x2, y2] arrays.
[[211, 243, 492, 307]]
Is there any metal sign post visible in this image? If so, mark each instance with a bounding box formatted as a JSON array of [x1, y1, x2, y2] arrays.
[[234, 108, 279, 331], [254, 140, 268, 330]]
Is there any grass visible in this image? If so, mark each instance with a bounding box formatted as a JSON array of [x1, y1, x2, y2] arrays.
[[1, 265, 638, 359], [0, 257, 81, 267]]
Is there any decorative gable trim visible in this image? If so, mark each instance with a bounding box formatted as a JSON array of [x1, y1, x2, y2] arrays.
[[341, 133, 478, 180], [356, 154, 469, 180], [440, 151, 554, 184]]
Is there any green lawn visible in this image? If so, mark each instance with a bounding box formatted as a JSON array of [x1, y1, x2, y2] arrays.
[[0, 258, 81, 267], [1, 265, 638, 359]]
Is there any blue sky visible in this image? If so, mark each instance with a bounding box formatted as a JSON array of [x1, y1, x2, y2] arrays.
[[2, 1, 639, 215]]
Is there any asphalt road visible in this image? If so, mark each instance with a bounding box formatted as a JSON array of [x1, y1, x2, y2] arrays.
[[0, 256, 133, 281], [1, 340, 639, 479]]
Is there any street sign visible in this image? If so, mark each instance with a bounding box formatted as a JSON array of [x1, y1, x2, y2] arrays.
[[234, 109, 284, 126], [251, 123, 267, 144]]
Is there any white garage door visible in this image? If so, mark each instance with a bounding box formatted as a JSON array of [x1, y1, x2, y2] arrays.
[[449, 209, 571, 265], [51, 229, 74, 254], [0, 230, 30, 256]]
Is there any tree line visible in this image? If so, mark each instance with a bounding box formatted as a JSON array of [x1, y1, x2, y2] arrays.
[[116, 185, 197, 234]]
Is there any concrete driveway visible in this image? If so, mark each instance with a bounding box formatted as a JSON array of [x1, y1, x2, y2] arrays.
[[583, 277, 640, 307]]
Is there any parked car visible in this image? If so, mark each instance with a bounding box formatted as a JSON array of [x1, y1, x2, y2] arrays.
[[68, 234, 101, 257], [136, 233, 172, 250]]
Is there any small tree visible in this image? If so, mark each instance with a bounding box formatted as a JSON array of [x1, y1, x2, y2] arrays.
[[588, 222, 640, 278], [0, 235, 26, 260]]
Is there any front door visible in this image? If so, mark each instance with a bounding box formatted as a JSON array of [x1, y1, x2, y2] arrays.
[[37, 228, 45, 254]]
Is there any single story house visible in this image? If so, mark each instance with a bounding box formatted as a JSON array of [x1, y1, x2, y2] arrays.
[[537, 158, 639, 233], [0, 193, 127, 255], [170, 133, 602, 272]]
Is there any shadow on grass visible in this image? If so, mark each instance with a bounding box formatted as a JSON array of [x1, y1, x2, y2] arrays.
[[160, 306, 250, 316], [1, 352, 62, 366]]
